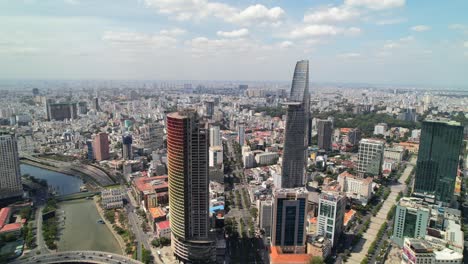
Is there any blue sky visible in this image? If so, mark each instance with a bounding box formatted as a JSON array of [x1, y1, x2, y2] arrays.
[[1, 0, 468, 87]]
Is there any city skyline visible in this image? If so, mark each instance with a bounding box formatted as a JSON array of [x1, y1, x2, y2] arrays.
[[1, 0, 468, 87]]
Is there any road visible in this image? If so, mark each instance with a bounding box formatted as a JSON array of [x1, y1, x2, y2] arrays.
[[12, 250, 143, 264], [347, 157, 416, 263], [35, 206, 50, 255]]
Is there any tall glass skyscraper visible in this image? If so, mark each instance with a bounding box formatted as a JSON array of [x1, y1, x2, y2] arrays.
[[0, 132, 23, 200], [281, 60, 310, 188], [271, 188, 308, 253], [414, 119, 463, 203], [166, 110, 215, 263]]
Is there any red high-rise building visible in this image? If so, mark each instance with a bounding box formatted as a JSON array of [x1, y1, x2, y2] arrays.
[[166, 110, 215, 263], [93, 132, 110, 161]]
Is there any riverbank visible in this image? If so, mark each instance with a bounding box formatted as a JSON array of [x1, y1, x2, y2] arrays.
[[93, 196, 128, 254], [20, 159, 75, 177]]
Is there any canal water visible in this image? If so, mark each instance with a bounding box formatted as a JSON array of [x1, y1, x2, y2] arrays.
[[20, 164, 83, 195], [57, 199, 122, 254], [20, 164, 122, 254]]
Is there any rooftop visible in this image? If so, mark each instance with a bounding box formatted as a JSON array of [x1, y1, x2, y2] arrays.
[[134, 175, 168, 192], [156, 220, 170, 230], [0, 208, 11, 228], [270, 246, 311, 264]]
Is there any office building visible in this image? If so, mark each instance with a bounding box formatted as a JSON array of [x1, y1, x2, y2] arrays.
[[77, 101, 88, 115], [243, 151, 255, 169], [138, 123, 164, 152], [122, 134, 133, 160], [255, 152, 279, 166], [356, 139, 384, 177], [317, 192, 345, 247], [238, 123, 245, 146], [401, 238, 463, 264], [391, 197, 430, 247], [0, 133, 23, 200], [209, 126, 221, 147], [413, 119, 463, 203], [384, 146, 405, 162], [347, 128, 362, 145], [209, 146, 223, 168], [373, 123, 387, 136], [93, 132, 110, 161], [46, 101, 78, 121], [281, 60, 310, 188], [92, 97, 100, 112], [166, 110, 215, 263], [271, 188, 308, 253], [337, 171, 373, 205], [258, 199, 273, 237], [317, 119, 333, 151], [204, 101, 214, 117]]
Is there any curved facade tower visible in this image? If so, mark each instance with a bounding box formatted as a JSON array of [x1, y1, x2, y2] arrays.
[[281, 60, 310, 188], [166, 110, 215, 263]]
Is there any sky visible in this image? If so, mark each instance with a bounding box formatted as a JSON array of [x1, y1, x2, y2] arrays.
[[1, 0, 468, 87]]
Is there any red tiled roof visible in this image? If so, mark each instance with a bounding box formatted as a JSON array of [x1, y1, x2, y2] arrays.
[[344, 209, 356, 226], [156, 220, 170, 230], [0, 208, 11, 228], [134, 175, 168, 192], [0, 222, 22, 233], [149, 207, 166, 219], [270, 246, 311, 264]]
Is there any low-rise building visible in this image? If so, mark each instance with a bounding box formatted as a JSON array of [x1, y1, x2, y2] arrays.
[[307, 236, 332, 260], [132, 175, 169, 208], [337, 171, 373, 205], [255, 152, 279, 166], [155, 220, 171, 239], [101, 189, 124, 209]]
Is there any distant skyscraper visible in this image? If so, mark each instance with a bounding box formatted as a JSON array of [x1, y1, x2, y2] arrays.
[[271, 188, 308, 253], [281, 60, 310, 188], [413, 120, 463, 203], [391, 197, 430, 247], [317, 192, 345, 248], [0, 133, 23, 199], [356, 139, 384, 177], [46, 100, 78, 121], [204, 101, 214, 117], [209, 126, 221, 147], [92, 97, 100, 112], [347, 128, 362, 145], [93, 132, 110, 161], [32, 88, 39, 96], [166, 110, 215, 263], [122, 134, 133, 160], [238, 123, 245, 147], [317, 119, 333, 151]]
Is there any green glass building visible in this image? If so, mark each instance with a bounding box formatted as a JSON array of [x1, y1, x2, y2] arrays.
[[391, 198, 430, 247], [414, 119, 463, 203]]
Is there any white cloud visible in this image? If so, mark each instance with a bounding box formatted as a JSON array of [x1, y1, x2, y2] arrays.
[[304, 6, 358, 23], [279, 41, 293, 48], [102, 31, 178, 48], [345, 0, 405, 10], [159, 28, 186, 36], [64, 0, 79, 4], [464, 41, 468, 48], [376, 18, 407, 25], [383, 36, 414, 49], [227, 4, 284, 26], [411, 25, 430, 32], [289, 25, 361, 39], [144, 1, 284, 26], [338, 52, 361, 58], [449, 24, 466, 30], [187, 37, 265, 56], [216, 28, 249, 38]]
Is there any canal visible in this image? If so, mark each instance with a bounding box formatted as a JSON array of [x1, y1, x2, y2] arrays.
[[57, 199, 122, 254], [20, 164, 83, 195], [20, 164, 122, 254]]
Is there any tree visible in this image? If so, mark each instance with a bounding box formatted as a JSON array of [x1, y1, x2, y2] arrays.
[[159, 236, 170, 246], [151, 239, 161, 247], [249, 207, 258, 219], [309, 256, 324, 264]]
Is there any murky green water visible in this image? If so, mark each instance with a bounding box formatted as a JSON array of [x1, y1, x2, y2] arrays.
[[57, 199, 122, 254]]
